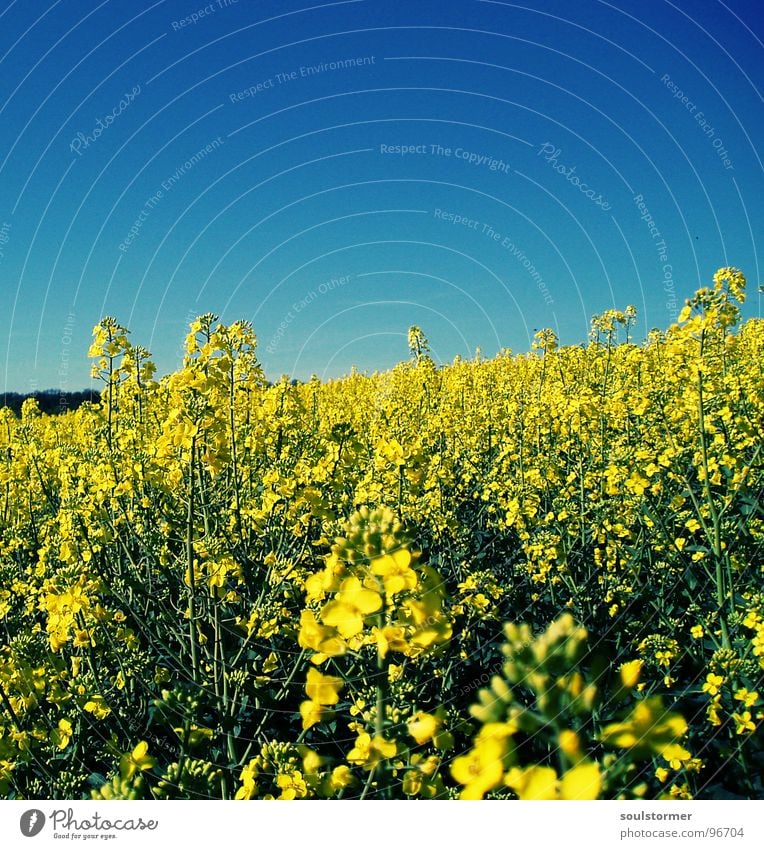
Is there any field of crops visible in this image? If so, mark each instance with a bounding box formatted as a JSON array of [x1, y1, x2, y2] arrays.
[[0, 267, 762, 800]]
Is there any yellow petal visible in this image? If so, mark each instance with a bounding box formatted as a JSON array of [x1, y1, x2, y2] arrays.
[[619, 660, 643, 689], [516, 765, 558, 800], [408, 712, 440, 745], [305, 667, 344, 705], [560, 762, 601, 800]]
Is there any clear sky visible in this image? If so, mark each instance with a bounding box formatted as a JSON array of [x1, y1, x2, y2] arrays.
[[0, 0, 762, 391]]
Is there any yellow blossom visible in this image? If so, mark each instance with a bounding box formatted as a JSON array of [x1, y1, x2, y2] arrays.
[[370, 549, 418, 598], [304, 667, 344, 706], [600, 697, 687, 758], [346, 733, 397, 771], [321, 577, 382, 638], [505, 765, 558, 800], [619, 660, 643, 689], [732, 711, 756, 735], [120, 741, 155, 781], [560, 762, 601, 800], [734, 689, 758, 708], [407, 712, 440, 745], [702, 673, 724, 697], [83, 696, 111, 720], [51, 719, 73, 751]]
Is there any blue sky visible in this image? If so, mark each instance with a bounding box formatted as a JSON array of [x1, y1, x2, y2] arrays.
[[0, 0, 762, 391]]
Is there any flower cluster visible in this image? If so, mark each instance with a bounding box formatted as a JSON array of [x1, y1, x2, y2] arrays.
[[452, 615, 698, 800]]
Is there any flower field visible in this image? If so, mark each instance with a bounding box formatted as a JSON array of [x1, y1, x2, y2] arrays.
[[0, 267, 762, 800]]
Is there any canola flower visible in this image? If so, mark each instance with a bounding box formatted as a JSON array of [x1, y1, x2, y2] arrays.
[[0, 268, 762, 799]]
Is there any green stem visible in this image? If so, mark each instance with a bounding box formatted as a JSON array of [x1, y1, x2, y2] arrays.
[[697, 369, 731, 649], [186, 437, 200, 682], [373, 632, 390, 799]]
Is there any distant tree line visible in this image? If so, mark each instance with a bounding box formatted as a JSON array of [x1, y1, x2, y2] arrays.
[[1, 382, 308, 417], [1, 388, 100, 416]]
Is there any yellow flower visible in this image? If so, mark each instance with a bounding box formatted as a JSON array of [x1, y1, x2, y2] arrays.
[[734, 688, 758, 708], [297, 610, 346, 660], [120, 741, 155, 781], [321, 577, 382, 638], [403, 597, 452, 650], [706, 699, 722, 727], [373, 625, 409, 658], [619, 660, 643, 689], [401, 756, 443, 797], [732, 711, 756, 735], [505, 765, 558, 800], [600, 697, 687, 758], [370, 549, 418, 598], [276, 771, 308, 800], [407, 711, 442, 745], [305, 667, 344, 706], [51, 718, 73, 750], [73, 629, 94, 648], [713, 266, 746, 301], [299, 700, 334, 731], [702, 673, 724, 697], [298, 746, 324, 775], [662, 743, 692, 770], [325, 765, 356, 794], [668, 782, 693, 799], [560, 762, 601, 800], [655, 650, 673, 668], [83, 696, 111, 720], [346, 733, 397, 771], [451, 727, 512, 800], [305, 554, 344, 602], [402, 769, 425, 796], [690, 625, 704, 639], [558, 729, 582, 760], [235, 760, 258, 799]]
